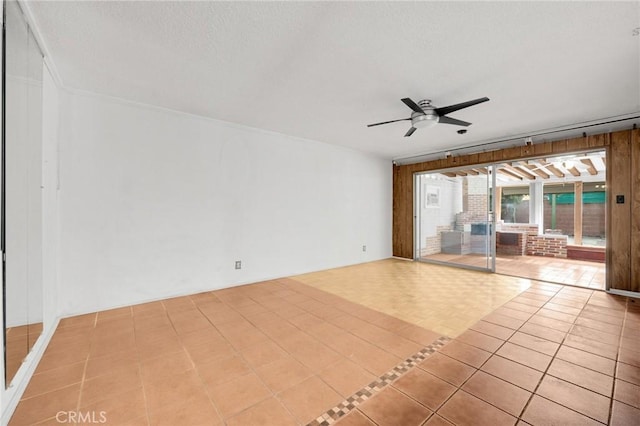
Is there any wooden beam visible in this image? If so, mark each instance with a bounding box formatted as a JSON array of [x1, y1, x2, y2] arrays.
[[538, 159, 564, 178], [580, 158, 598, 176], [497, 168, 523, 180], [476, 167, 488, 175], [520, 162, 550, 179], [568, 166, 581, 177], [574, 181, 583, 245], [454, 171, 468, 177], [442, 172, 457, 178], [506, 164, 537, 180], [466, 169, 480, 176]]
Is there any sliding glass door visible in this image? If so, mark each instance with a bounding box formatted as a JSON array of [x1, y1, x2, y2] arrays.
[[415, 165, 496, 272]]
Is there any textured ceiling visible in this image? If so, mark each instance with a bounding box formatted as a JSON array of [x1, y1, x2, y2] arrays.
[[27, 1, 640, 159]]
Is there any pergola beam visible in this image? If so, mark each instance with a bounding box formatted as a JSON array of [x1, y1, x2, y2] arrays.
[[505, 164, 537, 180], [538, 159, 564, 178], [580, 158, 598, 176], [567, 166, 581, 177], [520, 162, 550, 179], [497, 168, 524, 180]]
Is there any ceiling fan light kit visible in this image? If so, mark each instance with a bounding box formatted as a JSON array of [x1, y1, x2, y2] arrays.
[[411, 100, 439, 129], [367, 96, 490, 137]]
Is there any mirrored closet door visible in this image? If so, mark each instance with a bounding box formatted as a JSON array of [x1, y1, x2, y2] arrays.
[[2, 0, 44, 387]]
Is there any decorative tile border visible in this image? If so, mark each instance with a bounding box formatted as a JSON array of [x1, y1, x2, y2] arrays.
[[307, 336, 452, 426]]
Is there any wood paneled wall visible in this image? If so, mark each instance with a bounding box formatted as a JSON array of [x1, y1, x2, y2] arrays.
[[632, 129, 640, 293], [392, 128, 639, 293], [607, 129, 640, 293]]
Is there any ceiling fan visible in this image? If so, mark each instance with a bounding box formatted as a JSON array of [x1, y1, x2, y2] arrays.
[[367, 97, 490, 137]]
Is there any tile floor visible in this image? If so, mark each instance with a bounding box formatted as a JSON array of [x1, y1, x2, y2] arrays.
[[8, 260, 640, 426], [293, 259, 533, 337], [336, 282, 639, 426], [421, 253, 606, 290]]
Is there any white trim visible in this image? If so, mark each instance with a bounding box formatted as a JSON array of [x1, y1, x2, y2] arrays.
[[0, 0, 4, 401], [490, 165, 497, 272], [413, 174, 419, 259], [1, 317, 60, 426], [607, 288, 640, 300]]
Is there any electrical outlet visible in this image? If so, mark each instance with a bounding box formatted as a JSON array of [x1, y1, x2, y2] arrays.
[[362, 245, 367, 252], [235, 261, 242, 270]]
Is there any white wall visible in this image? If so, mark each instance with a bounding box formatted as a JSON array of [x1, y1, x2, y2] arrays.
[[57, 91, 392, 316], [418, 175, 463, 239]]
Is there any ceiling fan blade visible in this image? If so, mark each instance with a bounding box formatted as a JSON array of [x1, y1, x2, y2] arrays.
[[438, 116, 471, 127], [435, 97, 489, 117], [404, 127, 417, 137], [401, 98, 424, 114], [367, 118, 411, 127]]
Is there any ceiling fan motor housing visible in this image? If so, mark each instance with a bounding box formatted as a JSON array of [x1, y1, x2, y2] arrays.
[[412, 100, 439, 128]]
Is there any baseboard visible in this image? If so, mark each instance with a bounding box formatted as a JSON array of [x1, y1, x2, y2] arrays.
[[391, 256, 413, 261], [607, 288, 640, 299]]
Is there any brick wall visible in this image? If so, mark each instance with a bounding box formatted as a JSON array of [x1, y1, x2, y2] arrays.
[[505, 199, 605, 238], [496, 232, 527, 256], [498, 223, 539, 236], [543, 201, 605, 237], [421, 225, 452, 256], [526, 234, 568, 258]]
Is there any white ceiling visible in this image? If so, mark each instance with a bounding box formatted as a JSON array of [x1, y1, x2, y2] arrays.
[[27, 1, 640, 160]]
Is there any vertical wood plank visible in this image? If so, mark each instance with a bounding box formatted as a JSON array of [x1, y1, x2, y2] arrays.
[[631, 129, 640, 292], [552, 139, 568, 154], [607, 131, 631, 291], [534, 142, 553, 156], [478, 151, 494, 163], [393, 166, 414, 258], [567, 136, 588, 152], [574, 181, 583, 246]]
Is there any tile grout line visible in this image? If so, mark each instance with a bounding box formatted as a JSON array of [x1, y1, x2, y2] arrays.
[[305, 336, 451, 426]]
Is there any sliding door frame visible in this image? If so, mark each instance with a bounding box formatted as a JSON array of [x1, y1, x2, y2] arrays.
[[413, 163, 497, 273]]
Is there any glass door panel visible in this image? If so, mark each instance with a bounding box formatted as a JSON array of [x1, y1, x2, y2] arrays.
[[416, 165, 495, 272]]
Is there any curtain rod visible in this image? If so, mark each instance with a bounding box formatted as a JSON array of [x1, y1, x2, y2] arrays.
[[393, 114, 640, 165]]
